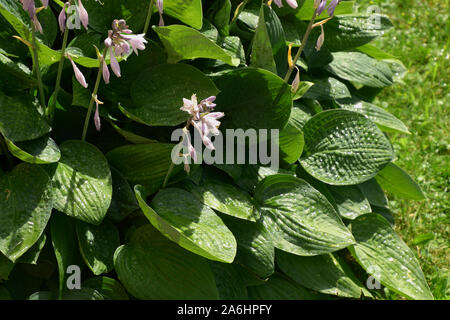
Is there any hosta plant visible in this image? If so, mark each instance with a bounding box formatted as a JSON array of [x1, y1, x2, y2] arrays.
[[0, 0, 433, 300]]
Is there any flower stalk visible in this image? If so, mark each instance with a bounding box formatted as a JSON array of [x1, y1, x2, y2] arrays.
[[46, 26, 69, 123], [143, 0, 155, 35], [81, 47, 107, 141], [31, 21, 47, 112]]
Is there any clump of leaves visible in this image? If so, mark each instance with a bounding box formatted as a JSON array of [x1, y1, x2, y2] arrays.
[[0, 0, 433, 300]]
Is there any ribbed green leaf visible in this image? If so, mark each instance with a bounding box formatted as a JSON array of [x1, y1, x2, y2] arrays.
[[154, 25, 239, 66], [17, 233, 46, 265], [76, 220, 120, 276], [114, 225, 219, 299], [328, 185, 371, 220], [349, 214, 434, 300], [277, 251, 364, 298], [190, 179, 257, 221], [0, 164, 52, 262], [129, 64, 219, 126], [83, 277, 129, 300], [251, 4, 277, 73], [209, 262, 248, 299], [300, 110, 395, 185], [221, 215, 274, 278], [279, 107, 306, 164], [0, 93, 50, 142], [336, 97, 410, 134], [107, 167, 139, 223], [303, 77, 351, 100], [326, 52, 393, 88], [375, 163, 425, 200], [214, 68, 292, 131], [254, 174, 355, 256], [136, 186, 237, 263], [247, 273, 319, 300], [50, 213, 84, 297], [50, 141, 112, 225], [358, 178, 388, 208], [6, 135, 60, 164], [0, 51, 36, 91], [107, 143, 182, 196]]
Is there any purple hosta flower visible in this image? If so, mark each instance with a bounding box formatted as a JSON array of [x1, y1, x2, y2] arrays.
[[157, 0, 164, 26], [20, 0, 43, 33], [180, 94, 224, 151], [327, 0, 341, 16], [41, 0, 48, 7], [58, 2, 70, 32], [102, 59, 110, 84], [103, 19, 147, 82], [77, 0, 89, 30], [273, 0, 298, 9], [66, 54, 88, 88], [316, 24, 325, 51], [93, 95, 103, 132], [314, 0, 327, 16]]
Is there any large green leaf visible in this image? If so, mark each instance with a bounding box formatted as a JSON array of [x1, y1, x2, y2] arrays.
[[17, 233, 46, 265], [247, 273, 319, 300], [358, 178, 388, 208], [135, 186, 237, 263], [209, 262, 248, 299], [251, 4, 278, 73], [114, 225, 219, 299], [0, 93, 50, 142], [163, 0, 203, 29], [328, 185, 371, 220], [278, 107, 305, 164], [375, 163, 425, 200], [107, 143, 181, 195], [302, 77, 351, 100], [107, 167, 138, 223], [326, 52, 394, 88], [82, 277, 129, 300], [214, 68, 292, 131], [129, 64, 219, 126], [0, 51, 36, 91], [50, 213, 84, 297], [154, 25, 239, 66], [6, 135, 61, 164], [300, 109, 395, 185], [0, 164, 52, 262], [49, 141, 112, 225], [336, 97, 410, 134], [349, 214, 434, 300], [190, 179, 257, 221], [221, 216, 274, 278], [76, 220, 120, 276], [277, 251, 364, 298], [254, 174, 355, 256]]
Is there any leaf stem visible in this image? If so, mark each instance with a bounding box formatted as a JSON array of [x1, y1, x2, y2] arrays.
[[81, 48, 107, 142], [283, 9, 318, 82], [230, 0, 250, 27], [31, 23, 47, 112], [143, 0, 155, 35], [46, 27, 70, 124]]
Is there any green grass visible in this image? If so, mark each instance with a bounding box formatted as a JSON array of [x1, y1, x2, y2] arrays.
[[356, 0, 449, 299]]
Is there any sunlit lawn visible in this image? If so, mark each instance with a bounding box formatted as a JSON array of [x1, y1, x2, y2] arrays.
[[356, 0, 449, 299]]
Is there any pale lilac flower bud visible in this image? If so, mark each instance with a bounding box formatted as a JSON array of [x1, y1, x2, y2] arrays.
[[292, 66, 300, 92], [273, 0, 297, 9], [94, 99, 101, 131], [109, 47, 121, 77], [102, 59, 110, 84], [104, 33, 113, 48], [58, 2, 70, 32], [316, 25, 325, 51], [316, 0, 327, 15], [32, 14, 43, 33], [77, 0, 89, 30], [20, 0, 35, 17], [327, 0, 341, 16], [41, 0, 48, 7], [200, 96, 216, 110], [157, 0, 164, 26], [67, 55, 88, 88]]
